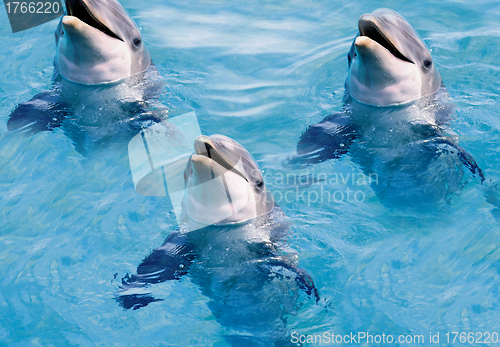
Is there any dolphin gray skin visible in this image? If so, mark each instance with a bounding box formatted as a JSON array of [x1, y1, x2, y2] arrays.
[[7, 0, 163, 146], [117, 135, 319, 345], [290, 9, 483, 207], [55, 0, 151, 85]]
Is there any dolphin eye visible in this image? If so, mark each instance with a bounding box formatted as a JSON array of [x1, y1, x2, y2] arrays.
[[133, 38, 142, 46], [255, 180, 264, 189], [423, 60, 432, 69]]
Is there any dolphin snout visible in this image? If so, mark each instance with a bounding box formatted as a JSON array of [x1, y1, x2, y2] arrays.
[[358, 14, 381, 38], [358, 13, 377, 35], [194, 135, 216, 156]]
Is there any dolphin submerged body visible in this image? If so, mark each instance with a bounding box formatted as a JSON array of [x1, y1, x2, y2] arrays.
[[117, 135, 319, 345], [7, 0, 165, 151], [291, 8, 484, 207]]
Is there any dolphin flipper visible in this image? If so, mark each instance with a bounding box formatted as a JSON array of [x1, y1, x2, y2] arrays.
[[126, 232, 198, 284], [116, 232, 198, 310], [411, 123, 485, 182], [431, 137, 485, 182], [258, 257, 320, 303], [136, 232, 198, 283], [7, 90, 71, 134], [286, 112, 359, 166], [115, 293, 163, 310]]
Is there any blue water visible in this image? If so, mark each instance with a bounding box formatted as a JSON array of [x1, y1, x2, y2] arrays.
[[1, 0, 500, 345]]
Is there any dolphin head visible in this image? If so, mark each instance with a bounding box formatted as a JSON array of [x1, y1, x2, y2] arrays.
[[183, 135, 275, 226], [55, 0, 151, 85], [347, 8, 441, 106]]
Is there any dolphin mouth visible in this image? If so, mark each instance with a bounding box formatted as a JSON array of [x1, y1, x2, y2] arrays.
[[193, 136, 248, 182], [358, 16, 413, 64], [65, 0, 123, 41]]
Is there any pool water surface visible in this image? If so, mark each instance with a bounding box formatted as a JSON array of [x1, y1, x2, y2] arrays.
[[1, 0, 500, 345]]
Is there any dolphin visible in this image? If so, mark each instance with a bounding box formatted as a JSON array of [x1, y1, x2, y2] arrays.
[[117, 135, 319, 344], [55, 0, 151, 85], [7, 0, 163, 146], [289, 9, 483, 207]]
